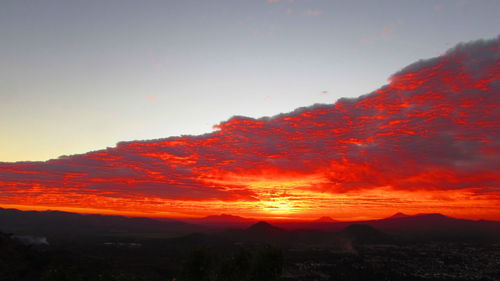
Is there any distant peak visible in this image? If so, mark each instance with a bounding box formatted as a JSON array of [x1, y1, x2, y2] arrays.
[[415, 213, 448, 218], [251, 221, 272, 227], [386, 212, 410, 219], [200, 214, 254, 222], [315, 216, 336, 222], [219, 213, 237, 217], [246, 221, 280, 232]]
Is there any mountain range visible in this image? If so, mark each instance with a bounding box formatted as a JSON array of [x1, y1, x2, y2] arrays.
[[1, 208, 499, 244]]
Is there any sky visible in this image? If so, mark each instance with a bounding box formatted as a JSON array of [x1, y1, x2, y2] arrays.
[[0, 1, 499, 221], [1, 0, 499, 162]]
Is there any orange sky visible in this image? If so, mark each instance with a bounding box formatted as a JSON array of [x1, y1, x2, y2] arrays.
[[1, 39, 499, 221]]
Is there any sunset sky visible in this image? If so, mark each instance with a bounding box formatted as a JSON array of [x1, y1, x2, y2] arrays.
[[1, 1, 499, 221]]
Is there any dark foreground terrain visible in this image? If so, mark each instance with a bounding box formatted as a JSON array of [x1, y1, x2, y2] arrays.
[[1, 208, 500, 281]]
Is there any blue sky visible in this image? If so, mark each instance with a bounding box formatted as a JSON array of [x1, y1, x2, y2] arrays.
[[1, 0, 499, 161]]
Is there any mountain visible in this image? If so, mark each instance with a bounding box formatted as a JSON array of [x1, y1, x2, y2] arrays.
[[2, 208, 499, 244], [271, 217, 339, 230], [246, 221, 286, 235], [0, 208, 206, 238], [368, 213, 500, 241], [385, 212, 410, 219], [214, 221, 292, 245], [208, 221, 395, 247], [185, 214, 258, 228], [275, 213, 500, 242], [314, 216, 337, 223]]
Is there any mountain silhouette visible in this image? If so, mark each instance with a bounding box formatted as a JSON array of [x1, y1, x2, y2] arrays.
[[2, 208, 500, 243], [385, 212, 410, 219], [0, 207, 205, 238], [246, 221, 286, 235], [369, 213, 500, 241], [314, 216, 337, 222], [186, 214, 258, 228]]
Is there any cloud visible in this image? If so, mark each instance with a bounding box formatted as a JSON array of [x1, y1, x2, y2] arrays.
[[1, 38, 499, 219]]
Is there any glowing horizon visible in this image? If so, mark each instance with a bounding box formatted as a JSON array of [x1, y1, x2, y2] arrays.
[[1, 38, 499, 221]]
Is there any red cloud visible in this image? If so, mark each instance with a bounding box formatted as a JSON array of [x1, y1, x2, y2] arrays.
[[1, 39, 499, 220]]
